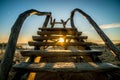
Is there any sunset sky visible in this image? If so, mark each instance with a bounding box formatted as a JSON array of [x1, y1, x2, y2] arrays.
[[0, 0, 120, 43]]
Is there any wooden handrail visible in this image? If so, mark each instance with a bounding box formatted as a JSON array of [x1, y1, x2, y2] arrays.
[[0, 9, 51, 80], [70, 8, 120, 60], [42, 15, 51, 28]]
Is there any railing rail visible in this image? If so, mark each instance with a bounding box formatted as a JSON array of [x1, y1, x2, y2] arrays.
[[70, 8, 120, 60], [0, 9, 51, 80]]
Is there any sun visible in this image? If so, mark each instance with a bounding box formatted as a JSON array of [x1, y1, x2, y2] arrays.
[[58, 38, 64, 42]]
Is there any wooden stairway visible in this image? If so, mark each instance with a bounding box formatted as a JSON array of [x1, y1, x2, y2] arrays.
[[1, 9, 120, 80], [12, 27, 120, 80]]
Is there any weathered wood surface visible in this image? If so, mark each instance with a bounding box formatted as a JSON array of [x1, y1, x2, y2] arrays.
[[13, 62, 120, 73], [51, 19, 56, 28], [42, 15, 51, 28], [70, 8, 120, 60], [0, 9, 51, 80], [28, 41, 92, 46], [39, 28, 77, 31], [20, 50, 102, 57], [61, 19, 66, 28], [37, 31, 82, 35], [32, 36, 88, 41]]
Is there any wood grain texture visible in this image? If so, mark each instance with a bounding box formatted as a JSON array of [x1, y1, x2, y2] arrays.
[[21, 50, 102, 57], [37, 31, 82, 35], [70, 8, 120, 60], [39, 28, 77, 31], [13, 62, 120, 73], [32, 36, 88, 41], [28, 41, 92, 46], [0, 9, 51, 80]]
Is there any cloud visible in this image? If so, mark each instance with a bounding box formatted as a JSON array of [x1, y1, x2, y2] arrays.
[[99, 23, 120, 29]]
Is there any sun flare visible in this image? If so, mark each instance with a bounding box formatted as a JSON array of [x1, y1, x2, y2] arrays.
[[58, 38, 64, 42]]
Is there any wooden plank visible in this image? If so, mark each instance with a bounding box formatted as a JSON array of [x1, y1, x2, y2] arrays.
[[38, 28, 77, 31], [20, 50, 102, 57], [32, 36, 88, 41], [37, 31, 82, 35], [28, 41, 92, 46], [13, 62, 120, 73]]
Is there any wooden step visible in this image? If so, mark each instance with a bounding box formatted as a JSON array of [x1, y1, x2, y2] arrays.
[[20, 50, 102, 57], [13, 62, 120, 73], [37, 31, 82, 35], [38, 28, 77, 31], [32, 36, 88, 41], [28, 41, 92, 46]]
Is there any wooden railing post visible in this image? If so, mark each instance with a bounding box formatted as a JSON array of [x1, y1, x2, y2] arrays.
[[70, 8, 120, 60], [42, 14, 51, 28], [0, 9, 51, 80]]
